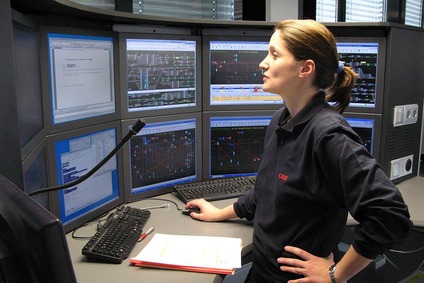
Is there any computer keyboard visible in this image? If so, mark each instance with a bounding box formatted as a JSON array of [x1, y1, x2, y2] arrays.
[[81, 205, 151, 264], [174, 176, 256, 203]]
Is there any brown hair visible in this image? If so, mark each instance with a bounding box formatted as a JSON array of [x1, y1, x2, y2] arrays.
[[274, 19, 357, 113]]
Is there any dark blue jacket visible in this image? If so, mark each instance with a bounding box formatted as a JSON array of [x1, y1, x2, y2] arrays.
[[234, 92, 412, 282]]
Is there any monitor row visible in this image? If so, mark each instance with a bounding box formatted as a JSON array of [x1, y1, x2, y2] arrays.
[[24, 110, 382, 233], [13, 20, 384, 234], [38, 25, 385, 136]]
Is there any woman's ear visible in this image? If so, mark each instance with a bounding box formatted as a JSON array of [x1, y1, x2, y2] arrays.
[[299, 59, 315, 78]]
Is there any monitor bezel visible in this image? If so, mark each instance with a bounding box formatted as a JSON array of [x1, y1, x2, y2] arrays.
[[0, 174, 77, 283], [121, 112, 202, 203], [335, 37, 386, 114], [47, 120, 124, 233], [21, 137, 50, 210], [202, 109, 276, 180], [39, 25, 121, 135], [118, 28, 202, 119], [342, 112, 382, 162], [12, 17, 46, 152], [202, 28, 284, 112]]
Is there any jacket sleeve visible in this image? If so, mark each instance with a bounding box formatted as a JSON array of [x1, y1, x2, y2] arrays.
[[315, 128, 412, 259], [234, 189, 257, 221]]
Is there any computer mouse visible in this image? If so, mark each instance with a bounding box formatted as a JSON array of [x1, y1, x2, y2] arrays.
[[182, 206, 201, 215]]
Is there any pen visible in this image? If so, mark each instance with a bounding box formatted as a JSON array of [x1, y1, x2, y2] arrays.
[[138, 226, 154, 242]]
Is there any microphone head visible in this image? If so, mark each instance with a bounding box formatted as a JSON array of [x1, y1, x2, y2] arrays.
[[130, 119, 146, 135]]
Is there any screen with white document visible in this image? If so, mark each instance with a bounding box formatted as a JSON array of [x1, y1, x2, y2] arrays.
[[41, 27, 119, 133], [48, 121, 124, 232]]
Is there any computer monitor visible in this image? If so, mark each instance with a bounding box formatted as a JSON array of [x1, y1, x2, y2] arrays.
[[202, 111, 274, 180], [122, 113, 202, 202], [343, 112, 382, 161], [118, 26, 201, 118], [12, 19, 44, 150], [21, 138, 50, 210], [202, 28, 282, 111], [0, 174, 77, 283], [336, 37, 386, 114], [48, 121, 124, 233], [41, 27, 119, 133]]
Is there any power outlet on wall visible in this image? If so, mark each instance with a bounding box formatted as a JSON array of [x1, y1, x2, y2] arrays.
[[390, 155, 414, 180], [393, 104, 419, 127]]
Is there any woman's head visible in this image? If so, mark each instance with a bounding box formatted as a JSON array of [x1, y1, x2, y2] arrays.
[[272, 19, 357, 113]]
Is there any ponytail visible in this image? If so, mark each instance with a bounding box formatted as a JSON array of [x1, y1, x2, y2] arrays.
[[326, 65, 358, 114]]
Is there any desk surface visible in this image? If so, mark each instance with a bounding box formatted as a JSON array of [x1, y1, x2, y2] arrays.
[[67, 176, 424, 283], [66, 193, 253, 283], [345, 176, 424, 227], [396, 176, 424, 227]]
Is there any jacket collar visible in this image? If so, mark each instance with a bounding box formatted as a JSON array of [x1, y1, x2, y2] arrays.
[[277, 91, 328, 134]]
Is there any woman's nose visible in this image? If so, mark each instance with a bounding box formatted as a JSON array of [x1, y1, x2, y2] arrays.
[[259, 59, 267, 71]]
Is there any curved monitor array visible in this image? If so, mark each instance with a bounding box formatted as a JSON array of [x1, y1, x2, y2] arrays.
[[17, 24, 386, 233]]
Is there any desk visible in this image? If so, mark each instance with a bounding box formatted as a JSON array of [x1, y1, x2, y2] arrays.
[[347, 176, 424, 227], [396, 176, 424, 227], [67, 177, 424, 282], [346, 176, 424, 227], [66, 193, 253, 283]]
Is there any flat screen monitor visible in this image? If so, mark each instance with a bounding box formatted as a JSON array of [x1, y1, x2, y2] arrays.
[[122, 113, 202, 202], [336, 37, 386, 114], [48, 121, 124, 232], [12, 20, 44, 150], [119, 28, 201, 118], [343, 112, 382, 161], [202, 29, 283, 111], [0, 174, 77, 283], [21, 139, 50, 210], [41, 27, 118, 133], [202, 111, 274, 180]]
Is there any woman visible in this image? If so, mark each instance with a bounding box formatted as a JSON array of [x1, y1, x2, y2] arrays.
[[186, 19, 412, 283]]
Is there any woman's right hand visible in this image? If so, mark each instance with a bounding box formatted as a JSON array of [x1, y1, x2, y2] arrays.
[[185, 199, 235, 222]]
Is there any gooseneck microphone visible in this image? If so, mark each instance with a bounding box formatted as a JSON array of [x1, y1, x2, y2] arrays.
[[28, 119, 146, 197]]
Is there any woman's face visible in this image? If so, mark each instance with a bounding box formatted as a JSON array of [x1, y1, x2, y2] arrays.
[[259, 30, 304, 97]]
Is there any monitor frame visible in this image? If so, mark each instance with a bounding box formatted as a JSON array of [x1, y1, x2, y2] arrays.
[[202, 28, 283, 112], [121, 112, 202, 203], [335, 37, 387, 114], [0, 174, 77, 283], [202, 110, 275, 180], [39, 25, 121, 135], [12, 17, 46, 152], [342, 112, 382, 162], [21, 137, 50, 210], [118, 26, 202, 119], [47, 121, 124, 233]]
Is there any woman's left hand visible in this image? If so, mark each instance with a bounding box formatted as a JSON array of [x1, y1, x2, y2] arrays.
[[277, 245, 334, 283]]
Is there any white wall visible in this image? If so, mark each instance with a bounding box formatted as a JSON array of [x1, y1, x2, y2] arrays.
[[266, 0, 299, 22]]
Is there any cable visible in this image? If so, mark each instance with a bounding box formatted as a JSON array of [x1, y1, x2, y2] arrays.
[[28, 119, 146, 197], [383, 253, 424, 275], [139, 204, 171, 210], [141, 197, 184, 212], [71, 212, 109, 239]]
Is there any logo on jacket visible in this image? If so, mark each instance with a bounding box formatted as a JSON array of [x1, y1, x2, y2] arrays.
[[278, 172, 288, 181]]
